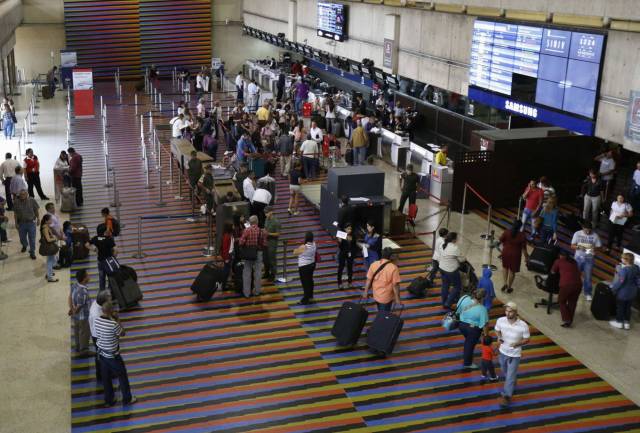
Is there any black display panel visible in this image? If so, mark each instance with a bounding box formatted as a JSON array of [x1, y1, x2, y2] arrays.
[[317, 2, 348, 42], [469, 19, 606, 122]]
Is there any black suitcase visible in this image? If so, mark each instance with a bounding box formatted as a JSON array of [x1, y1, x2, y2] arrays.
[[120, 265, 137, 282], [407, 276, 431, 298], [591, 281, 617, 320], [527, 245, 558, 274], [109, 270, 143, 310], [71, 225, 90, 260], [331, 301, 369, 346], [191, 262, 224, 302], [345, 148, 353, 165], [233, 261, 245, 293], [367, 309, 404, 356]]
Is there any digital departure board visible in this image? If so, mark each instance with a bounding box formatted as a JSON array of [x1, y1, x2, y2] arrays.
[[317, 2, 347, 42], [468, 19, 606, 135]]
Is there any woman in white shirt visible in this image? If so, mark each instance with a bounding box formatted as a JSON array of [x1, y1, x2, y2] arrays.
[[53, 150, 70, 202], [196, 98, 206, 118], [429, 228, 449, 284], [439, 232, 466, 309], [325, 99, 336, 134], [606, 194, 633, 253], [294, 231, 317, 305]]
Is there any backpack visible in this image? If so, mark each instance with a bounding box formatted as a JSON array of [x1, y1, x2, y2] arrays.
[[111, 218, 121, 237]]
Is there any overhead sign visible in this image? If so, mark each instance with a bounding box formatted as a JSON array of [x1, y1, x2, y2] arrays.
[[60, 50, 77, 68], [383, 38, 393, 69]]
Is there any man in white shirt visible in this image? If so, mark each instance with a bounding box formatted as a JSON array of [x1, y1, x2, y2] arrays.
[[196, 98, 206, 118], [570, 221, 601, 301], [494, 302, 530, 408], [595, 150, 616, 200], [89, 290, 111, 383], [1, 152, 20, 210], [299, 138, 319, 179], [247, 79, 259, 113], [171, 113, 187, 138], [243, 172, 256, 202], [251, 186, 272, 227], [235, 72, 244, 103], [196, 72, 206, 100], [308, 121, 323, 144], [258, 171, 276, 205]]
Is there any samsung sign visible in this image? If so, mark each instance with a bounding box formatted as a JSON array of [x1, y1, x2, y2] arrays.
[[505, 100, 538, 118]]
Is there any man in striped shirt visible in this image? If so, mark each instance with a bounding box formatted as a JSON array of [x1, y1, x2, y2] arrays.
[[95, 300, 137, 407]]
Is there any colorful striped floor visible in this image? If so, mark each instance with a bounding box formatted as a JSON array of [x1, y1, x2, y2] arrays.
[[69, 83, 640, 432]]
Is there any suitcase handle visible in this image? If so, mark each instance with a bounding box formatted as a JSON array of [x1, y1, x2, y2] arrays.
[[393, 303, 405, 316]]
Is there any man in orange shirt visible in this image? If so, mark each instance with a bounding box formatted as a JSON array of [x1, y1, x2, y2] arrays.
[[23, 148, 49, 200], [363, 248, 402, 312]]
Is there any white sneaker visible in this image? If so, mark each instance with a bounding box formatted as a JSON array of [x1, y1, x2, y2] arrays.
[[609, 320, 624, 329], [585, 295, 593, 302], [623, 322, 631, 330]]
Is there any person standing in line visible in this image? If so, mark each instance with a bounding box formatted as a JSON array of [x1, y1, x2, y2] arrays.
[[238, 215, 268, 299], [69, 269, 93, 356], [294, 78, 309, 115], [631, 161, 640, 211], [242, 171, 256, 203], [299, 136, 319, 179], [499, 220, 529, 294], [288, 162, 302, 216], [363, 247, 402, 312], [538, 196, 559, 244], [325, 98, 337, 134], [605, 194, 633, 254], [263, 206, 281, 282], [609, 252, 639, 330], [293, 231, 317, 305], [537, 176, 555, 205], [2, 103, 14, 141], [570, 221, 601, 302], [595, 149, 616, 201], [0, 152, 20, 210], [68, 147, 83, 206], [187, 150, 203, 191], [13, 189, 39, 259], [494, 302, 530, 408], [581, 169, 604, 228], [361, 221, 382, 270], [39, 214, 59, 282], [398, 164, 419, 214], [520, 180, 543, 237], [10, 165, 28, 204], [220, 223, 234, 290], [87, 224, 117, 292], [351, 120, 369, 166], [89, 290, 111, 383], [457, 288, 489, 369], [251, 184, 272, 228], [550, 249, 582, 327], [0, 196, 9, 245], [277, 132, 294, 178], [428, 228, 448, 285], [23, 148, 49, 200], [277, 70, 286, 102], [95, 300, 137, 407], [439, 232, 465, 310], [235, 72, 244, 102], [247, 79, 259, 113], [53, 150, 70, 203], [337, 224, 357, 290], [46, 66, 58, 96], [197, 164, 216, 215]]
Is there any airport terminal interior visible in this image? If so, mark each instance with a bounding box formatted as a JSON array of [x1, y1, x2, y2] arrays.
[[4, 0, 640, 432]]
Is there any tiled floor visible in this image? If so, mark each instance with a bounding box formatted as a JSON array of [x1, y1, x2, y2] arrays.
[[2, 82, 640, 433]]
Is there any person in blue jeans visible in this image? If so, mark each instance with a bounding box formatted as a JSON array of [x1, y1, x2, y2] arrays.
[[609, 252, 639, 330], [438, 232, 465, 309], [457, 288, 489, 368], [2, 103, 14, 140], [87, 224, 117, 292], [570, 221, 601, 301], [494, 302, 530, 408], [13, 189, 39, 259]]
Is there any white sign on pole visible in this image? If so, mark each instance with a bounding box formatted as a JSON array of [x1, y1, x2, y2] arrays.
[[72, 70, 93, 90]]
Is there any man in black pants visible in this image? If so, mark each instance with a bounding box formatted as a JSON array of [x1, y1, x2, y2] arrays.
[[68, 147, 83, 206], [398, 164, 419, 214]]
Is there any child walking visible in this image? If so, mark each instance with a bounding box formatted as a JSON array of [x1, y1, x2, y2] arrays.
[[480, 333, 498, 381]]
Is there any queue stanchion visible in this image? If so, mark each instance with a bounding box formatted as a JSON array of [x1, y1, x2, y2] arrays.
[[110, 168, 121, 208], [156, 144, 166, 207], [167, 151, 173, 185], [202, 212, 214, 257], [135, 93, 138, 115], [175, 168, 184, 200], [277, 240, 289, 283], [132, 216, 146, 259], [119, 84, 123, 104], [104, 152, 112, 188], [148, 111, 153, 135], [144, 148, 152, 189], [172, 101, 175, 117], [187, 185, 198, 222], [140, 114, 145, 160], [159, 93, 162, 112]]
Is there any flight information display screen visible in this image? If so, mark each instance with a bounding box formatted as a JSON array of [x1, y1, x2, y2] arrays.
[[469, 20, 606, 123], [317, 2, 347, 42]]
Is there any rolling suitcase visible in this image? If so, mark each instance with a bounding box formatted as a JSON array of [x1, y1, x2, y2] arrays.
[[233, 261, 245, 293], [367, 307, 404, 356], [109, 270, 143, 310], [407, 276, 431, 298], [345, 148, 353, 166], [120, 265, 137, 282], [191, 262, 225, 302], [249, 157, 266, 178], [60, 187, 77, 213], [389, 211, 406, 236], [71, 225, 90, 260], [527, 245, 558, 274], [42, 86, 53, 99], [331, 301, 369, 346], [591, 281, 617, 320]]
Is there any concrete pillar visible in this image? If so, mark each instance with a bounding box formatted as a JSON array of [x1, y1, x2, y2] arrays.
[[288, 0, 297, 42], [383, 14, 400, 74]]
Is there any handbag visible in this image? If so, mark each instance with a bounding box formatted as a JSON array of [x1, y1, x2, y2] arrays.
[[240, 230, 262, 260], [442, 311, 459, 331], [39, 238, 59, 257]]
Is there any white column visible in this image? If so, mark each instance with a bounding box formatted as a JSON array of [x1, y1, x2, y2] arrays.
[[383, 14, 400, 75], [288, 0, 297, 42]]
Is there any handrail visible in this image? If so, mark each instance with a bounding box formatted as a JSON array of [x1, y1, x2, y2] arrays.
[[464, 182, 491, 207]]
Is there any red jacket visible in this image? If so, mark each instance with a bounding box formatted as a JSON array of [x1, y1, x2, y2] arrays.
[[69, 153, 83, 178], [221, 233, 233, 261], [23, 155, 40, 174]]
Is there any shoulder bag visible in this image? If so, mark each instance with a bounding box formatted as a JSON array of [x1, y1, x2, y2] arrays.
[[39, 229, 59, 257]]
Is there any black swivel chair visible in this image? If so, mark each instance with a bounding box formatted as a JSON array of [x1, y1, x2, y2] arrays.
[[534, 273, 560, 314]]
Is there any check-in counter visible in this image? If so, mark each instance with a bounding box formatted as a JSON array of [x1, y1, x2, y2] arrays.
[[171, 138, 214, 171], [431, 164, 454, 204]]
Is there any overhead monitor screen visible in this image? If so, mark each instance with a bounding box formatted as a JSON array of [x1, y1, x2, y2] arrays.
[[468, 19, 606, 134], [317, 2, 348, 42]]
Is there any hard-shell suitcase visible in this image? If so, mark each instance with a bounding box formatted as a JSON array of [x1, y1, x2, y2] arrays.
[[191, 262, 225, 302], [42, 86, 53, 99], [591, 281, 617, 320], [71, 225, 90, 260], [527, 245, 558, 274], [302, 102, 313, 117], [407, 276, 432, 298], [233, 261, 244, 293], [120, 265, 137, 282], [367, 308, 404, 356], [345, 148, 353, 166], [389, 211, 406, 236], [109, 270, 143, 310], [331, 301, 369, 346], [60, 187, 77, 213]]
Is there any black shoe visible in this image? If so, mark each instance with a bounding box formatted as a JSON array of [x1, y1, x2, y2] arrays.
[[41, 196, 50, 200], [21, 246, 27, 253], [104, 399, 118, 408], [30, 253, 36, 260], [123, 396, 138, 405], [53, 265, 62, 270], [297, 299, 310, 305], [506, 287, 514, 294], [561, 321, 572, 328]]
